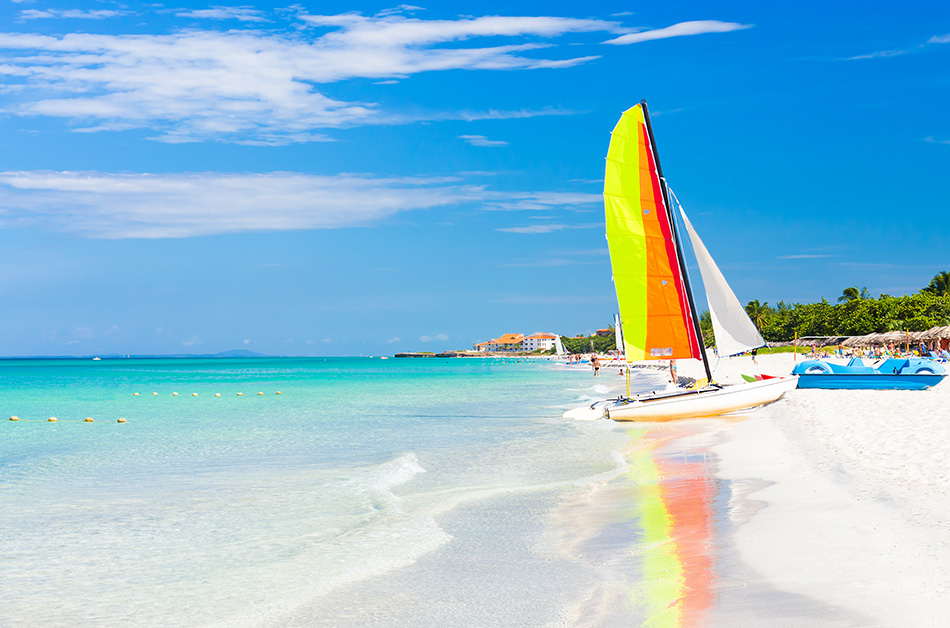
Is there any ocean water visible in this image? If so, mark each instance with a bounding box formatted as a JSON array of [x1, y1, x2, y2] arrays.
[[0, 357, 663, 627]]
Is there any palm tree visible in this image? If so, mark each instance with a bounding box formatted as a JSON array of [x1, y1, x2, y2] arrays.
[[838, 286, 862, 302], [744, 299, 769, 331], [924, 271, 950, 297]]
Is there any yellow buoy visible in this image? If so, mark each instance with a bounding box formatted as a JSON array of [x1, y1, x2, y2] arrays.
[[152, 392, 159, 395], [257, 392, 264, 395], [275, 391, 281, 395], [48, 417, 57, 422], [9, 416, 18, 421], [132, 392, 140, 396], [237, 393, 243, 396], [192, 393, 198, 396], [214, 393, 221, 397], [172, 392, 179, 396], [117, 418, 127, 423], [85, 417, 94, 423]]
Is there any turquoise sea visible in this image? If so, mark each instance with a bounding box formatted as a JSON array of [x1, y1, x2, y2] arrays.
[[1, 357, 668, 627]]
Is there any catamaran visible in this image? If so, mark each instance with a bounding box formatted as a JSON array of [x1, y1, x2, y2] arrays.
[[589, 101, 797, 421]]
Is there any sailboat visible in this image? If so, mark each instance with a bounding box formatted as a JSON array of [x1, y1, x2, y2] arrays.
[[596, 101, 797, 421]]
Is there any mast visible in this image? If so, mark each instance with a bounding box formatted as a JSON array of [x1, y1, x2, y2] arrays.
[[640, 99, 714, 384]]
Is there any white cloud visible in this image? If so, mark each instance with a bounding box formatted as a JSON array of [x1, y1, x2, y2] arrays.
[[604, 20, 751, 45], [0, 170, 486, 238], [19, 9, 127, 20], [0, 11, 749, 143], [0, 169, 601, 238], [925, 136, 950, 145], [0, 12, 624, 143], [386, 336, 401, 343], [420, 333, 449, 342], [928, 34, 950, 44], [484, 191, 602, 211], [496, 222, 601, 234], [776, 254, 835, 260], [176, 6, 269, 23], [459, 134, 508, 147], [243, 339, 250, 345], [838, 49, 909, 61]]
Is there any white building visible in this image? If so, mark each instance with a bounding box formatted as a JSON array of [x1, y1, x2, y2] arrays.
[[474, 332, 558, 352], [521, 332, 558, 352]]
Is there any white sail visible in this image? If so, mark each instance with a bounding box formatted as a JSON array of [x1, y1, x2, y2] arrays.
[[555, 335, 566, 357], [613, 313, 625, 359], [675, 198, 765, 357]]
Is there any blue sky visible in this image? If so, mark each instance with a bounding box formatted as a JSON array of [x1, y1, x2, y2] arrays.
[[0, 1, 947, 356]]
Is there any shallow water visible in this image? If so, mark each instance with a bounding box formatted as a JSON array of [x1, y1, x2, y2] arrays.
[[0, 357, 639, 627], [2, 357, 862, 627]]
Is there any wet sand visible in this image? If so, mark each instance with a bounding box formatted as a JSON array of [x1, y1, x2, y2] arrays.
[[564, 353, 950, 626]]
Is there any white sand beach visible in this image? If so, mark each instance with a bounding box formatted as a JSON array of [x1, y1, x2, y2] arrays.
[[575, 353, 950, 626]]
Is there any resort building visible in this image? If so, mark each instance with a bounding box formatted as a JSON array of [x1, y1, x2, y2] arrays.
[[473, 332, 558, 353], [522, 332, 558, 351], [473, 333, 525, 352]]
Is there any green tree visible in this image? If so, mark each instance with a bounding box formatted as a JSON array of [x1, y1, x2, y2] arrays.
[[838, 286, 860, 303], [744, 299, 770, 331], [923, 271, 950, 297], [699, 310, 715, 348]]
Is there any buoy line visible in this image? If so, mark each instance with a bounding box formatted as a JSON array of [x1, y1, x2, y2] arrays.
[[130, 391, 285, 396], [8, 415, 129, 423]]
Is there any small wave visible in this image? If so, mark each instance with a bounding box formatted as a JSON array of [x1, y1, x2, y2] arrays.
[[370, 452, 426, 493]]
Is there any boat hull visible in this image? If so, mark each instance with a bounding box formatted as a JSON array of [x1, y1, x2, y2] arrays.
[[792, 359, 946, 390], [795, 374, 945, 390], [603, 376, 798, 422]]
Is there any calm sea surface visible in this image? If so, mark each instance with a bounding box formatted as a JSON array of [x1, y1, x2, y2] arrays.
[[1, 357, 666, 627]]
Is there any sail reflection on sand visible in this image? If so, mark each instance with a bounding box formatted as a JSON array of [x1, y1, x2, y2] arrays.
[[628, 425, 717, 627]]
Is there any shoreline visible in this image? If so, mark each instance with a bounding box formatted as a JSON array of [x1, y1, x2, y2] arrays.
[[561, 353, 950, 624]]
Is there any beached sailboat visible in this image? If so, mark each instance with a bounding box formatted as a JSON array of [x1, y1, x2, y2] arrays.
[[597, 101, 797, 421]]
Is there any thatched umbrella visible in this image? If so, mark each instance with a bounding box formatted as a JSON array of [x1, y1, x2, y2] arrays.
[[921, 325, 950, 340]]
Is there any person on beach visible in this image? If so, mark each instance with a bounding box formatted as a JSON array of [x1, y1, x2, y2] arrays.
[[591, 354, 601, 377], [751, 347, 758, 364], [669, 359, 677, 385]]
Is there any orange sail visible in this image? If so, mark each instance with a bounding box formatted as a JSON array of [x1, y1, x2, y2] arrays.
[[604, 104, 701, 362]]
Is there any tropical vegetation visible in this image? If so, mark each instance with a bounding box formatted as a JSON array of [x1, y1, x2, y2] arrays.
[[737, 271, 950, 342]]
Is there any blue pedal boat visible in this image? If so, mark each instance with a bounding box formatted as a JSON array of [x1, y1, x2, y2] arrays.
[[792, 357, 946, 390]]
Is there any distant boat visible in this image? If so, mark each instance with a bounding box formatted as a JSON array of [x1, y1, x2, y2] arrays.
[[92, 357, 101, 361], [792, 357, 945, 390], [554, 335, 566, 358], [589, 101, 797, 421]]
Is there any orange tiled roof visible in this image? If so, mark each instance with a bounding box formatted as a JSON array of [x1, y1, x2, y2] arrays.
[[525, 332, 557, 339], [493, 333, 524, 344]]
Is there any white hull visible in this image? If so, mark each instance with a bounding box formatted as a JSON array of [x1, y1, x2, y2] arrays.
[[603, 376, 798, 422]]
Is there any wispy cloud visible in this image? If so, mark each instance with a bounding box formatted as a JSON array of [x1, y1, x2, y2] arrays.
[[776, 254, 835, 260], [496, 222, 601, 234], [175, 6, 270, 23], [459, 134, 508, 147], [838, 31, 950, 61], [0, 170, 600, 239], [838, 49, 909, 61], [18, 8, 128, 20], [420, 333, 448, 342], [0, 171, 485, 238], [925, 136, 950, 145], [484, 191, 601, 211], [604, 20, 751, 45], [0, 10, 743, 143]]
